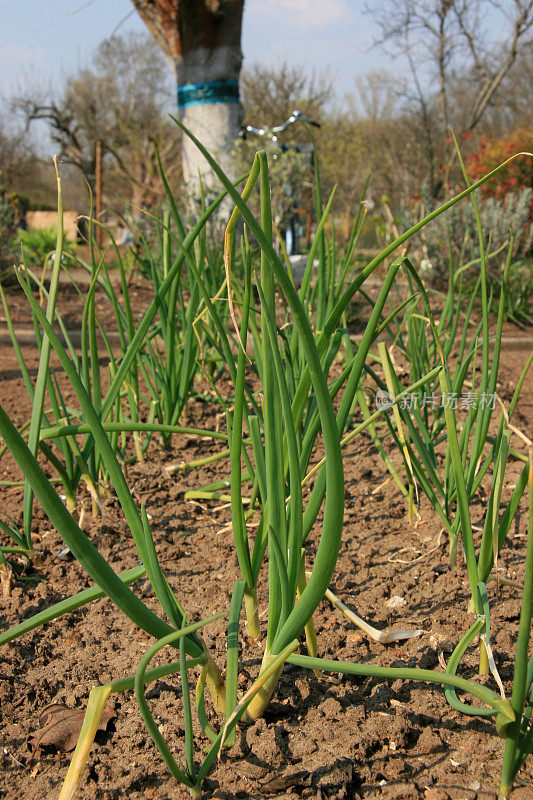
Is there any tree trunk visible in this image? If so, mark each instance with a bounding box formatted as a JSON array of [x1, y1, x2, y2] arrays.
[[130, 1, 244, 207]]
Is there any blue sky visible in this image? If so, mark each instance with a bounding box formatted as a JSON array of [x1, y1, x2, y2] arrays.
[[0, 0, 394, 102]]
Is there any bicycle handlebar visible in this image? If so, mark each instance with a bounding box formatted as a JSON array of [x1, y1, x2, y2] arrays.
[[243, 109, 320, 140]]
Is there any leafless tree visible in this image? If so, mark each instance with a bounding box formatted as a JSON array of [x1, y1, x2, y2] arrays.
[[452, 0, 533, 131], [354, 71, 403, 121], [473, 45, 533, 134], [369, 0, 532, 133], [366, 0, 533, 193], [16, 33, 177, 212], [241, 62, 332, 131]]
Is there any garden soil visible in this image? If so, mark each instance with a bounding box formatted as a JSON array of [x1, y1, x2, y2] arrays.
[[1, 277, 532, 800]]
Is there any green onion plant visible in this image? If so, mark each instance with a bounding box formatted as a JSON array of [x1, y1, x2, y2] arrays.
[[357, 147, 531, 685], [0, 136, 530, 798]]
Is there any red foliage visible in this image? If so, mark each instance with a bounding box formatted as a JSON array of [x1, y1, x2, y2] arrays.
[[466, 128, 533, 208]]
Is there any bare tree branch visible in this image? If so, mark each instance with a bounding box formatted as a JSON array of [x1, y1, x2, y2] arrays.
[[459, 1, 533, 129], [14, 33, 176, 208], [366, 0, 533, 193]]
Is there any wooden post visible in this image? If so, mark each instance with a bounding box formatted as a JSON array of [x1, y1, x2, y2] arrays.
[[95, 139, 102, 247]]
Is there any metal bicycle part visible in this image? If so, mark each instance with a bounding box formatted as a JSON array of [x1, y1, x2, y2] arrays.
[[240, 110, 320, 257]]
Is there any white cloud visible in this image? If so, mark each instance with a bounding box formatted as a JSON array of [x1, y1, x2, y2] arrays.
[[243, 0, 381, 98], [248, 0, 352, 29]]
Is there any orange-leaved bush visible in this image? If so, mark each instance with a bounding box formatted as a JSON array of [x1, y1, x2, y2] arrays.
[[466, 128, 533, 218]]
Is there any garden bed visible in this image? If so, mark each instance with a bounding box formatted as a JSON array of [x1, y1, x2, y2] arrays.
[[0, 277, 532, 800]]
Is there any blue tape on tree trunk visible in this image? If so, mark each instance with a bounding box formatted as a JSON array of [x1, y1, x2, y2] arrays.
[[177, 79, 240, 108]]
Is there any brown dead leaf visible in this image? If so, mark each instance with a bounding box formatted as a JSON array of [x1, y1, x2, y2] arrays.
[[27, 701, 115, 762]]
